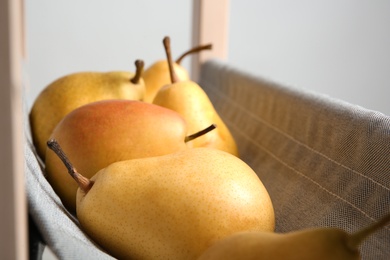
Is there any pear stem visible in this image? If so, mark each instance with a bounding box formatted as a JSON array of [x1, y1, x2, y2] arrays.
[[175, 43, 213, 65], [130, 59, 144, 84], [47, 139, 94, 193], [163, 36, 179, 84], [346, 212, 390, 250], [185, 124, 217, 142]]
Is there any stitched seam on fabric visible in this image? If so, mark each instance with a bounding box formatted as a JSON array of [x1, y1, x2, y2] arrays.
[[205, 83, 390, 191], [227, 119, 390, 228]]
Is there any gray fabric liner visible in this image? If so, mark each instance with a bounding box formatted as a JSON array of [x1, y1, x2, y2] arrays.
[[199, 60, 389, 260], [25, 59, 389, 259]]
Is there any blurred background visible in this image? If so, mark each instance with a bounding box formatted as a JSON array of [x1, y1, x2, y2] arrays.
[[25, 0, 390, 115]]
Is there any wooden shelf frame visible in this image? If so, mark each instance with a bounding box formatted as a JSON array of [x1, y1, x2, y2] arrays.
[[0, 0, 28, 259], [191, 0, 229, 81]]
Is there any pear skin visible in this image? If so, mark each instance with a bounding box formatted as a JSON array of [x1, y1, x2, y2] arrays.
[[143, 61, 189, 103], [47, 139, 275, 260], [153, 80, 239, 156], [143, 37, 212, 103], [197, 213, 390, 260], [30, 60, 145, 160], [45, 100, 188, 214], [152, 37, 239, 156], [76, 148, 274, 260]]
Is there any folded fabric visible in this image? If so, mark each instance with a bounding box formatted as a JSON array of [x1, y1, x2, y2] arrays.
[[24, 94, 114, 259]]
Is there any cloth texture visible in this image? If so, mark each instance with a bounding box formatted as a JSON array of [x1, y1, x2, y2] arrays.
[[199, 60, 390, 260], [24, 94, 114, 259], [25, 59, 389, 259]]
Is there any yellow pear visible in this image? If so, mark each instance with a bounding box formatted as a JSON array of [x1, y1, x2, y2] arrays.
[[30, 59, 145, 160], [45, 99, 216, 214], [143, 36, 212, 102], [197, 213, 390, 260], [47, 140, 275, 260], [153, 37, 239, 157], [45, 99, 196, 214]]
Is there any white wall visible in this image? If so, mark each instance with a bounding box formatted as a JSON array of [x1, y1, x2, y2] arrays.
[[24, 0, 193, 109], [25, 0, 390, 114], [229, 0, 390, 114]]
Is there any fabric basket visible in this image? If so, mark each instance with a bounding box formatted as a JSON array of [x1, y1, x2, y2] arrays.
[[26, 59, 390, 260]]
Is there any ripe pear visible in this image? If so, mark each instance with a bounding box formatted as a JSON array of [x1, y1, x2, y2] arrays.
[[45, 99, 216, 214], [143, 36, 212, 102], [47, 139, 275, 260], [153, 37, 239, 157], [197, 213, 390, 260], [30, 59, 145, 160]]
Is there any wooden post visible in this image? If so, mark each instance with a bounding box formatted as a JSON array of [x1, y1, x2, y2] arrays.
[[0, 0, 28, 259], [191, 0, 230, 81]]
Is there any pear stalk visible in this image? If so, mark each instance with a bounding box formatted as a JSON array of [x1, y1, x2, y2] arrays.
[[47, 139, 94, 193], [185, 124, 217, 142], [130, 59, 144, 84], [175, 43, 213, 65], [163, 36, 179, 84], [346, 213, 390, 251]]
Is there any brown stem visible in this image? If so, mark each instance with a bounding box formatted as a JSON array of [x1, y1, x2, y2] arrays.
[[163, 36, 178, 84], [175, 43, 213, 65], [47, 139, 94, 193], [346, 212, 390, 250], [185, 124, 217, 142], [130, 59, 144, 84]]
